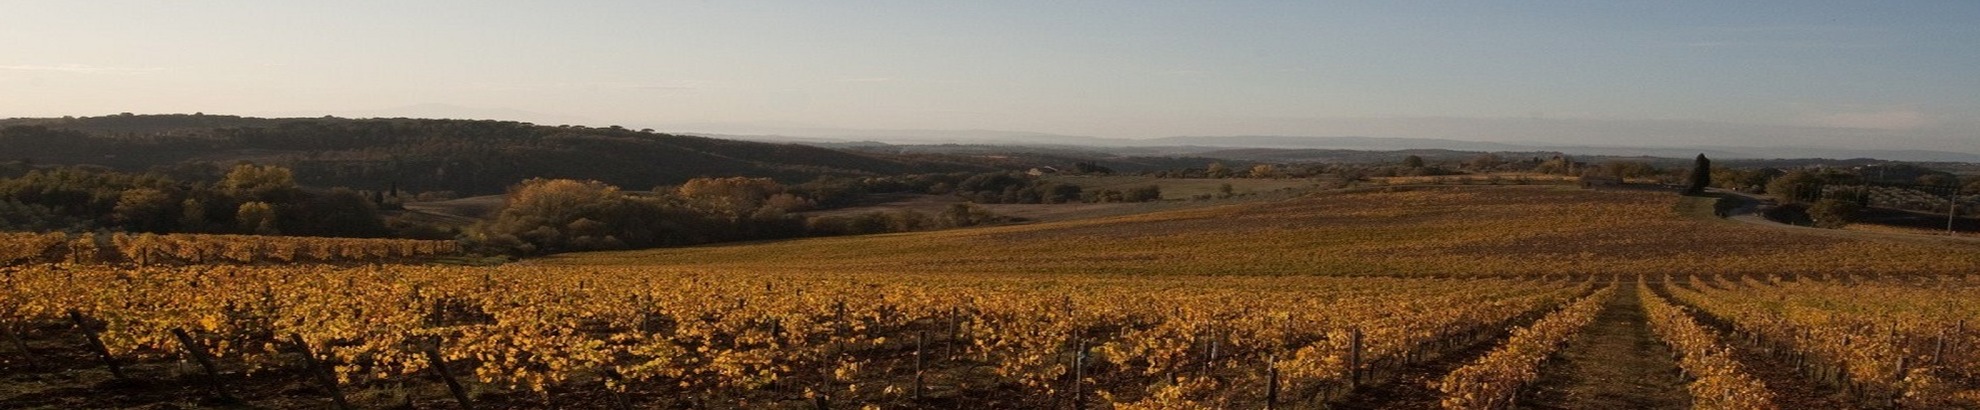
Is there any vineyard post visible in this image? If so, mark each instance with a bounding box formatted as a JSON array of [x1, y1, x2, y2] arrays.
[[67, 309, 126, 380], [1349, 327, 1363, 388], [1265, 354, 1279, 410], [4, 322, 37, 370], [833, 300, 847, 357], [1840, 333, 1852, 391], [1929, 331, 1946, 367], [422, 339, 476, 410], [1958, 320, 1968, 354], [1948, 191, 1957, 234], [1205, 336, 1219, 374], [817, 366, 835, 410], [1072, 336, 1086, 410], [1281, 314, 1293, 352], [170, 328, 237, 402], [1894, 355, 1908, 383], [914, 330, 926, 401], [288, 334, 352, 410], [946, 307, 958, 361]]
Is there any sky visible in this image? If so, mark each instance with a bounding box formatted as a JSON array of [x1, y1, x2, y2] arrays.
[[1, 1, 1976, 152]]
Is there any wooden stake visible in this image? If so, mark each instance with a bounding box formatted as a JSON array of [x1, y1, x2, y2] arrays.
[[67, 310, 125, 380], [1266, 354, 1280, 410], [288, 334, 351, 410], [914, 330, 927, 401], [423, 340, 475, 410], [4, 323, 37, 370], [1349, 328, 1363, 388], [170, 328, 236, 402], [1072, 336, 1086, 410]]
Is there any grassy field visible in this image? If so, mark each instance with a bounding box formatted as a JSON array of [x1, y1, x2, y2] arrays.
[[805, 177, 1323, 223], [545, 185, 1980, 277], [1042, 175, 1319, 199]]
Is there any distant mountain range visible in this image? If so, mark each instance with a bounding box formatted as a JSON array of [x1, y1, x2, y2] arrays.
[[704, 131, 1980, 163]]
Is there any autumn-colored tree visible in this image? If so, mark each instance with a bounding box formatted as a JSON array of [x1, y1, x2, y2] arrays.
[[1248, 164, 1279, 179], [220, 163, 298, 203], [1206, 162, 1232, 178], [677, 177, 783, 218], [236, 201, 280, 235]]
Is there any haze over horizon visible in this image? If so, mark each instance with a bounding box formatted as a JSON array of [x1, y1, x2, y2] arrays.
[[3, 1, 1976, 153]]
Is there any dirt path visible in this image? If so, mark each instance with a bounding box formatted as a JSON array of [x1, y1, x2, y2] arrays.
[[1517, 288, 1690, 410]]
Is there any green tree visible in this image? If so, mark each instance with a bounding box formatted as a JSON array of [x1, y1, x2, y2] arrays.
[[1403, 155, 1426, 168], [112, 188, 177, 232], [178, 198, 209, 232], [1765, 171, 1821, 202], [1466, 154, 1504, 171], [1807, 198, 1861, 229], [1124, 185, 1163, 202], [296, 188, 390, 237], [1918, 174, 1957, 187]]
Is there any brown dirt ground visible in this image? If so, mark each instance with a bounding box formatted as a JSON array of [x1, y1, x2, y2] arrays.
[[1517, 289, 1691, 410]]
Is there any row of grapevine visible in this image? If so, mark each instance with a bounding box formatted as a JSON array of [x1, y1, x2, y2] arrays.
[[1437, 285, 1614, 409], [1664, 275, 1980, 408], [0, 232, 68, 266], [1, 265, 1585, 408], [0, 232, 459, 266], [1636, 278, 1777, 409]]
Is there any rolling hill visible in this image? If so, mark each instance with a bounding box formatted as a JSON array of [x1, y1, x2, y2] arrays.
[[0, 114, 1002, 195]]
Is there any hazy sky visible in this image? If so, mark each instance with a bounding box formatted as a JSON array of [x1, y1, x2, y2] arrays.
[[2, 1, 1976, 151]]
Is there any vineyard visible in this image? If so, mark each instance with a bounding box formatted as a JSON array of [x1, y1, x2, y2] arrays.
[[4, 186, 1980, 408], [6, 265, 1603, 408], [0, 232, 460, 266], [554, 187, 1980, 277]]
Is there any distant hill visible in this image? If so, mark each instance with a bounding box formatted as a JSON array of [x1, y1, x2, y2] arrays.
[[0, 114, 1000, 195], [715, 130, 1980, 163], [1137, 136, 1980, 163]]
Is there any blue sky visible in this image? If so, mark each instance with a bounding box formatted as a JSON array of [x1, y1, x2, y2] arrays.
[[1, 1, 1975, 151]]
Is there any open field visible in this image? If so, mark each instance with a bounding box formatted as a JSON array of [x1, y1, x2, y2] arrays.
[[1039, 175, 1319, 200], [804, 176, 1323, 223], [9, 186, 1980, 409], [801, 193, 1150, 222]]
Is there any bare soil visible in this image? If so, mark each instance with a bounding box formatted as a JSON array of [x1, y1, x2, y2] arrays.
[[1517, 289, 1690, 410]]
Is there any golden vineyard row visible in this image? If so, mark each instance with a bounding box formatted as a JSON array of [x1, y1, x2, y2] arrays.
[[1664, 275, 1980, 408], [1, 265, 1590, 408], [1437, 285, 1612, 409], [0, 232, 459, 266], [1637, 279, 1776, 409]]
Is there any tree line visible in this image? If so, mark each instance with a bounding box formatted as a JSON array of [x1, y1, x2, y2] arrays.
[[0, 162, 401, 238]]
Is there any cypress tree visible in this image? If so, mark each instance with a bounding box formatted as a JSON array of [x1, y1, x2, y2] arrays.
[[1685, 154, 1712, 195]]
